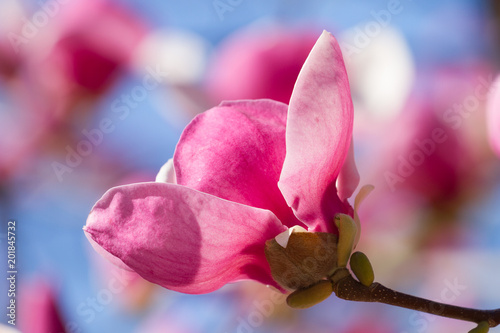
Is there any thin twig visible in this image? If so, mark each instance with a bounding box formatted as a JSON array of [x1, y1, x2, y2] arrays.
[[332, 269, 500, 327]]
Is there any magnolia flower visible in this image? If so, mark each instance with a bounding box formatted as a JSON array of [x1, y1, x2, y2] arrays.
[[205, 23, 318, 104], [19, 279, 67, 333], [0, 0, 150, 189], [84, 31, 362, 294], [29, 0, 148, 96], [0, 0, 24, 80]]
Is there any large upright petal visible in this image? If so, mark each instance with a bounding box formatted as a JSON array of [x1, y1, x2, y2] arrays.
[[84, 182, 286, 294], [175, 99, 303, 228], [278, 31, 355, 233]]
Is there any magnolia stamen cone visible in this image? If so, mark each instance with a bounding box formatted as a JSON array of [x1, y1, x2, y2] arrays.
[[468, 321, 490, 333], [335, 214, 357, 267], [350, 251, 374, 287], [265, 232, 338, 291], [286, 280, 333, 309]]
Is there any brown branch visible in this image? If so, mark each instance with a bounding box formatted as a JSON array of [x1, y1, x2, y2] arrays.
[[331, 269, 500, 328]]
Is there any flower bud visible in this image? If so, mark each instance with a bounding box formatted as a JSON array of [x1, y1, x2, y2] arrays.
[[265, 229, 338, 291], [286, 280, 333, 309], [350, 251, 374, 286]]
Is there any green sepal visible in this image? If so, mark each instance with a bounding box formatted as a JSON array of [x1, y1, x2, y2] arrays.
[[286, 280, 333, 309]]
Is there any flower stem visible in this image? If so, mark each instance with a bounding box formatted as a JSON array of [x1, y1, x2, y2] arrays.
[[331, 269, 500, 327]]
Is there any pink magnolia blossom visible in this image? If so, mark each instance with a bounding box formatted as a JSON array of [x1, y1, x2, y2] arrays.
[[84, 31, 359, 294], [356, 66, 493, 253], [381, 99, 476, 202], [19, 279, 67, 333], [0, 1, 24, 81], [205, 24, 318, 104], [9, 0, 149, 145], [487, 75, 500, 156], [28, 0, 148, 96], [359, 65, 490, 204], [0, 0, 149, 182]]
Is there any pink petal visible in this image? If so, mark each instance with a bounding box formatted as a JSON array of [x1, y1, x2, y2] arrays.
[[278, 31, 354, 233], [487, 75, 500, 156], [174, 99, 303, 228], [337, 139, 360, 201], [84, 182, 286, 294], [86, 231, 134, 271]]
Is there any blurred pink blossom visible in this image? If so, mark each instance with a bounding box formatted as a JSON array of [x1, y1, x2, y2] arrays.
[[205, 23, 318, 105], [27, 0, 148, 95], [357, 65, 493, 252], [19, 279, 67, 333], [342, 320, 396, 333], [364, 65, 491, 203], [487, 75, 500, 156], [0, 0, 149, 181]]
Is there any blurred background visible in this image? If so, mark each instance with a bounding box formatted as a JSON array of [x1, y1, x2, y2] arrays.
[[1, 0, 500, 332]]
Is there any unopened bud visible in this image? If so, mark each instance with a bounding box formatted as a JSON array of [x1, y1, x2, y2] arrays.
[[286, 280, 333, 309], [265, 230, 338, 291], [350, 251, 374, 286], [469, 321, 489, 333]]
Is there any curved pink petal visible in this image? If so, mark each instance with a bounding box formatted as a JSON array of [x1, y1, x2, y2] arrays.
[[278, 31, 354, 233], [337, 139, 360, 201], [174, 99, 303, 228], [487, 75, 500, 156], [84, 182, 286, 294], [86, 232, 134, 271]]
